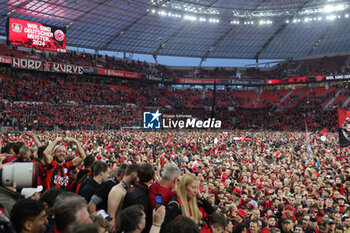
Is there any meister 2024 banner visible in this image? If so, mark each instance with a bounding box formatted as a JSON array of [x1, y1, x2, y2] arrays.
[[7, 17, 66, 52]]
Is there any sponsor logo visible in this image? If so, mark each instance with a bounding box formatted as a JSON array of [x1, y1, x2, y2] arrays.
[[143, 110, 161, 129], [54, 29, 65, 41], [143, 110, 222, 129], [12, 23, 22, 33]]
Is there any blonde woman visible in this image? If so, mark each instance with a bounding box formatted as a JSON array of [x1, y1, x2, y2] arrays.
[[161, 173, 215, 233]]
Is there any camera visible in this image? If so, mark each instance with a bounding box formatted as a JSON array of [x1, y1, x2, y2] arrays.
[[0, 162, 38, 188]]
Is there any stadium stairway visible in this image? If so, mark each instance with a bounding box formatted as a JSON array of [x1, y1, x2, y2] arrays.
[[341, 96, 350, 108], [275, 89, 294, 111], [277, 88, 307, 111], [323, 88, 344, 110], [294, 61, 304, 73], [342, 96, 350, 109]]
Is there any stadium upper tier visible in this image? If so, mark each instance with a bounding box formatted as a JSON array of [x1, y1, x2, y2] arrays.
[[1, 0, 350, 59], [1, 44, 350, 80]]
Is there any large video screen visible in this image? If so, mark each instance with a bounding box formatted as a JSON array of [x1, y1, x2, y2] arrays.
[[7, 17, 66, 52]]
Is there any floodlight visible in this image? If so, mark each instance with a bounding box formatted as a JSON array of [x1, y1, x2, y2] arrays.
[[322, 4, 345, 13], [326, 15, 336, 20]]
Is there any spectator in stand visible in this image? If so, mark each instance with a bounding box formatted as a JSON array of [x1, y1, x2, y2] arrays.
[[79, 161, 108, 203], [262, 215, 277, 233], [108, 164, 140, 232], [283, 205, 297, 223], [88, 164, 127, 213], [280, 219, 294, 233], [43, 137, 86, 191], [124, 163, 155, 233], [10, 199, 48, 233], [148, 164, 180, 211], [53, 192, 92, 233], [249, 219, 260, 233]]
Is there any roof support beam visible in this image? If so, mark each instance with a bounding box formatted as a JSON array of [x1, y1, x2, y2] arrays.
[[254, 0, 312, 59], [103, 0, 168, 49], [201, 0, 269, 59], [66, 0, 112, 28]]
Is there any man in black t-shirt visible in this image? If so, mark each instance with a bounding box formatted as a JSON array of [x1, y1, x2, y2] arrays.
[[88, 164, 127, 213], [76, 155, 95, 181], [79, 161, 108, 203]]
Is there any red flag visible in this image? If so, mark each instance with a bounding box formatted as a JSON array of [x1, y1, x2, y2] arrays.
[[338, 108, 350, 148], [319, 128, 329, 135]]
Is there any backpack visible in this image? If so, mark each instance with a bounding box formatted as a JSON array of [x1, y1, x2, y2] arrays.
[[72, 174, 91, 194]]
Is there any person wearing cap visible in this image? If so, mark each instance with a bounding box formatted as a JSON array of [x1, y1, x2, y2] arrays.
[[21, 185, 43, 200], [282, 205, 298, 223], [232, 209, 246, 232]]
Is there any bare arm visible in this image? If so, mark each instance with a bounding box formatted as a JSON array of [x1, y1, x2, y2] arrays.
[[108, 186, 123, 232], [150, 206, 165, 233], [43, 137, 62, 165], [68, 137, 86, 167], [88, 203, 96, 214], [25, 131, 42, 147]]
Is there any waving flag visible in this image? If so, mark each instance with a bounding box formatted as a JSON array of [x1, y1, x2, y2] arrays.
[[338, 108, 350, 148]]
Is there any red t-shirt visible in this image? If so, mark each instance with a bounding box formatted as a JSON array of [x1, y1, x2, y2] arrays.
[[148, 183, 176, 211]]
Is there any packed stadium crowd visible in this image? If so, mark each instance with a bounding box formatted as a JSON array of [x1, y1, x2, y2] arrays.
[[0, 70, 348, 132], [0, 129, 349, 233], [1, 44, 349, 80]]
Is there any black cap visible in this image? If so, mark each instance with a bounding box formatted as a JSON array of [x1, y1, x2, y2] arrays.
[[310, 216, 317, 222]]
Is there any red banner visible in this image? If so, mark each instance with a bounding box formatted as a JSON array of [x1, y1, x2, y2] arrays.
[[8, 17, 66, 52], [266, 76, 325, 85], [97, 68, 140, 79], [0, 55, 12, 64], [176, 78, 221, 84]]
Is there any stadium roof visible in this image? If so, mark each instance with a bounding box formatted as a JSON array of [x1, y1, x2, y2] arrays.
[[1, 0, 350, 59]]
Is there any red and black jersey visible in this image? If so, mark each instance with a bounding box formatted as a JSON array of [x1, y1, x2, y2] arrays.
[[200, 225, 213, 233], [45, 160, 74, 191], [33, 158, 46, 187]]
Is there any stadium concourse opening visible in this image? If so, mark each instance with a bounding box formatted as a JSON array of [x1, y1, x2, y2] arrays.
[[1, 0, 350, 232]]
